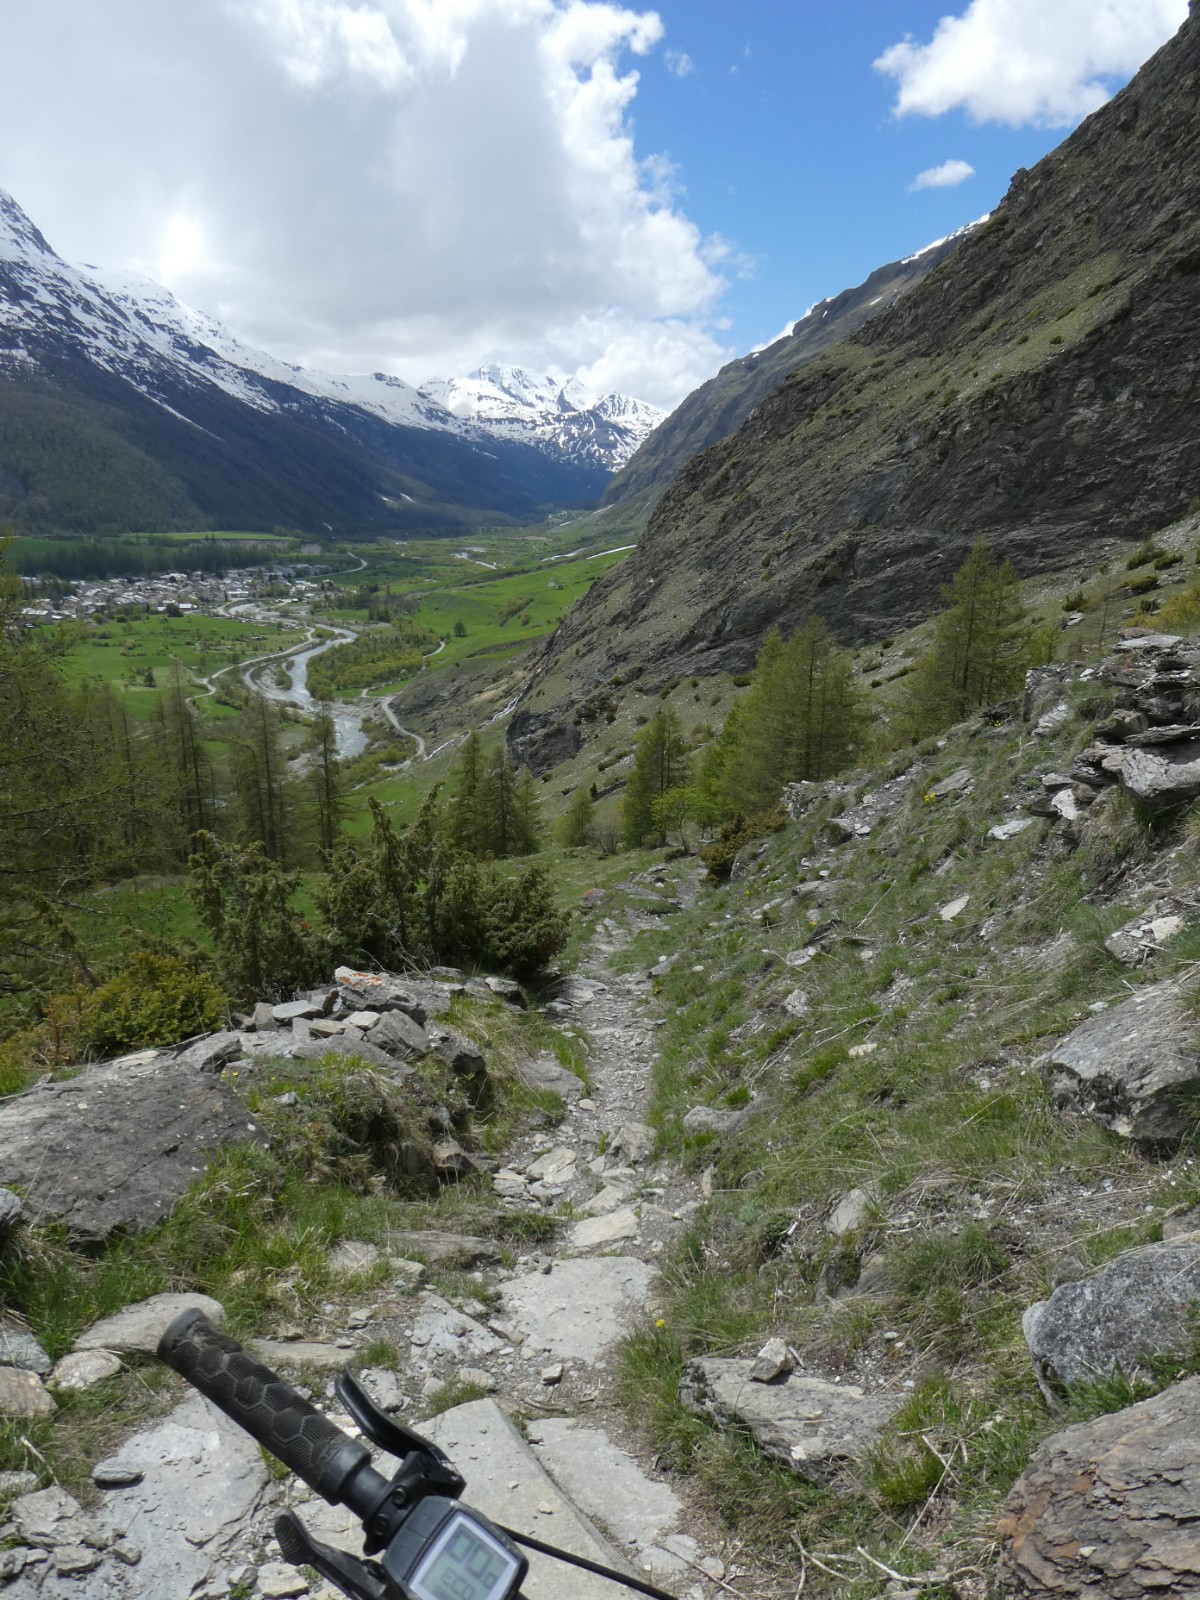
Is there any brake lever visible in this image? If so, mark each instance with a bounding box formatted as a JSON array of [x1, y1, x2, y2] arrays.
[[276, 1510, 395, 1600], [335, 1370, 465, 1495]]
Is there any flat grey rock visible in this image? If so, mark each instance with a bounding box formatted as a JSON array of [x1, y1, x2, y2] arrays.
[[1104, 903, 1186, 966], [1041, 980, 1200, 1144], [1023, 1237, 1200, 1403], [49, 1349, 123, 1392], [272, 999, 319, 1022], [568, 1207, 640, 1252], [826, 1187, 874, 1237], [76, 1292, 225, 1356], [997, 1377, 1200, 1598], [484, 976, 526, 1007], [527, 1417, 682, 1550], [681, 1358, 900, 1487], [175, 1030, 243, 1073], [371, 1009, 429, 1060], [252, 1001, 278, 1032], [94, 1392, 274, 1599], [500, 1258, 656, 1364], [424, 1400, 637, 1599], [1114, 740, 1200, 810], [516, 1054, 586, 1101], [253, 1339, 348, 1370], [0, 1052, 267, 1244], [610, 1122, 655, 1164], [292, 1033, 404, 1073], [0, 1367, 55, 1417], [327, 1239, 382, 1275], [0, 1319, 51, 1374], [682, 1104, 749, 1136], [408, 1294, 500, 1361], [387, 1230, 501, 1266]]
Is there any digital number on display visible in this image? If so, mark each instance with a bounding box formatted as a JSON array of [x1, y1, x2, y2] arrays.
[[411, 1515, 519, 1600]]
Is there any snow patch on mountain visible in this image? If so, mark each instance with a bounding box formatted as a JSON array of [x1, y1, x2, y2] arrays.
[[419, 363, 664, 472]]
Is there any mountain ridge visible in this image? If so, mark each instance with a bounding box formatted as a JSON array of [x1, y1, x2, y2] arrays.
[[509, 7, 1200, 770], [0, 192, 657, 533]]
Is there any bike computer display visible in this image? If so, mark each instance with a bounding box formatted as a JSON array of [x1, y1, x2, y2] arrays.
[[383, 1499, 526, 1600], [408, 1511, 521, 1600]]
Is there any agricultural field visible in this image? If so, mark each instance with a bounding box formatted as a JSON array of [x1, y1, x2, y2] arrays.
[[48, 612, 302, 721]]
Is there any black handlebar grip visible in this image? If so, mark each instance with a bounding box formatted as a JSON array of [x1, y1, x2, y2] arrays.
[[157, 1310, 371, 1504]]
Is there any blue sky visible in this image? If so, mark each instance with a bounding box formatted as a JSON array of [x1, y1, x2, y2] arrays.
[[0, 0, 1189, 408], [631, 2, 1081, 352]]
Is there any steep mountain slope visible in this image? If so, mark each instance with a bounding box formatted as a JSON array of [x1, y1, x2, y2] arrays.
[[420, 364, 663, 473], [0, 193, 623, 533], [510, 8, 1200, 767], [604, 222, 983, 507]]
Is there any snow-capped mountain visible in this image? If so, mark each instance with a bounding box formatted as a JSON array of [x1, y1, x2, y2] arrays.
[[0, 188, 658, 534], [420, 364, 664, 473]]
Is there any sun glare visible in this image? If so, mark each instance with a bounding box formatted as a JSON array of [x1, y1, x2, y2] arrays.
[[157, 212, 206, 283]]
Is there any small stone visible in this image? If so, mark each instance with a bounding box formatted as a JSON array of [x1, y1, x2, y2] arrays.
[[272, 999, 319, 1023], [54, 1545, 101, 1576], [681, 1105, 747, 1136], [111, 1540, 143, 1565], [258, 1559, 311, 1597], [939, 894, 970, 922], [457, 1367, 497, 1393], [569, 1208, 640, 1251], [749, 1338, 795, 1384], [0, 1550, 28, 1580], [0, 1188, 24, 1238], [390, 1258, 427, 1287], [91, 1458, 143, 1489], [274, 1091, 299, 1107], [0, 1320, 51, 1375], [344, 1010, 381, 1030], [527, 1146, 578, 1182], [327, 1239, 382, 1275], [484, 976, 526, 1007], [782, 988, 810, 1019], [540, 1363, 565, 1386], [360, 1369, 404, 1412], [252, 1001, 278, 1032], [0, 1368, 55, 1417], [0, 1470, 38, 1497], [847, 1040, 878, 1059], [988, 818, 1036, 841], [826, 1187, 873, 1237], [611, 1122, 655, 1163]]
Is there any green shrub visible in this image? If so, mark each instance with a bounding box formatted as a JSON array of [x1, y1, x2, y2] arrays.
[[82, 951, 225, 1055], [699, 807, 788, 882]]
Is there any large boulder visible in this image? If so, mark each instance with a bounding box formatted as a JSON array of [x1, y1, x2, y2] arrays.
[[0, 1051, 268, 1244], [996, 1378, 1200, 1598], [680, 1358, 899, 1488], [1040, 981, 1200, 1145], [371, 1008, 430, 1061], [1023, 1237, 1200, 1404]]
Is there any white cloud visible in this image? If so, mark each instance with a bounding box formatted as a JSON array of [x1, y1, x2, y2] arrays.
[[0, 0, 731, 408], [910, 159, 976, 191], [664, 47, 694, 77], [875, 0, 1188, 127]]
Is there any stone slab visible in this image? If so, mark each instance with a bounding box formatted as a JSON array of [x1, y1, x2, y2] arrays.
[[387, 1230, 502, 1266], [48, 1350, 123, 1393], [424, 1400, 637, 1599], [0, 1054, 268, 1244], [681, 1358, 900, 1487], [407, 1294, 501, 1361], [516, 1055, 587, 1101], [76, 1293, 225, 1356], [526, 1418, 681, 1551], [568, 1208, 640, 1252], [500, 1258, 657, 1364], [253, 1339, 349, 1370], [0, 1367, 55, 1417]]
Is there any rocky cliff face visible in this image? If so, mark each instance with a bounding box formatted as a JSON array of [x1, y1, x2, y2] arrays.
[[603, 222, 982, 508], [511, 9, 1200, 768]]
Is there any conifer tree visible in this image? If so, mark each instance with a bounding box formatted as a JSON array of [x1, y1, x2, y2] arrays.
[[511, 766, 542, 856], [716, 618, 862, 815], [557, 785, 595, 848], [447, 731, 486, 855], [902, 539, 1028, 738], [481, 745, 519, 857], [309, 706, 345, 858], [623, 707, 692, 848]]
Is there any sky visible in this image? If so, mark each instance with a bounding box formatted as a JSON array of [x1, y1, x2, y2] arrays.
[[0, 0, 1189, 410]]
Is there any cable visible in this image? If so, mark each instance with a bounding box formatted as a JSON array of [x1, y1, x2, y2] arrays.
[[500, 1525, 681, 1600]]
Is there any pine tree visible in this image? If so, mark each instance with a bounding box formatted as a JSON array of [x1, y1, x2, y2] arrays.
[[557, 785, 595, 848], [716, 618, 862, 815], [622, 708, 692, 848], [229, 697, 290, 861], [481, 746, 519, 857], [511, 766, 542, 857], [309, 705, 345, 858], [447, 732, 486, 856], [902, 540, 1028, 738]]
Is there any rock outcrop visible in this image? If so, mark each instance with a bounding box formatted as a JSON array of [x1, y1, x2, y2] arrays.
[[996, 1378, 1200, 1597], [1040, 981, 1200, 1145]]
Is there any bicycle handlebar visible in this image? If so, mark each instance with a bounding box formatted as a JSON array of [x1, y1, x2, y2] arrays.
[[158, 1310, 376, 1506]]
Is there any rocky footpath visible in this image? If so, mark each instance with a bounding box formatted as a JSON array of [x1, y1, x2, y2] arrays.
[[0, 878, 750, 1600]]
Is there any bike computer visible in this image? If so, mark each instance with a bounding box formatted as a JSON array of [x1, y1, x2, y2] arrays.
[[382, 1498, 527, 1600]]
